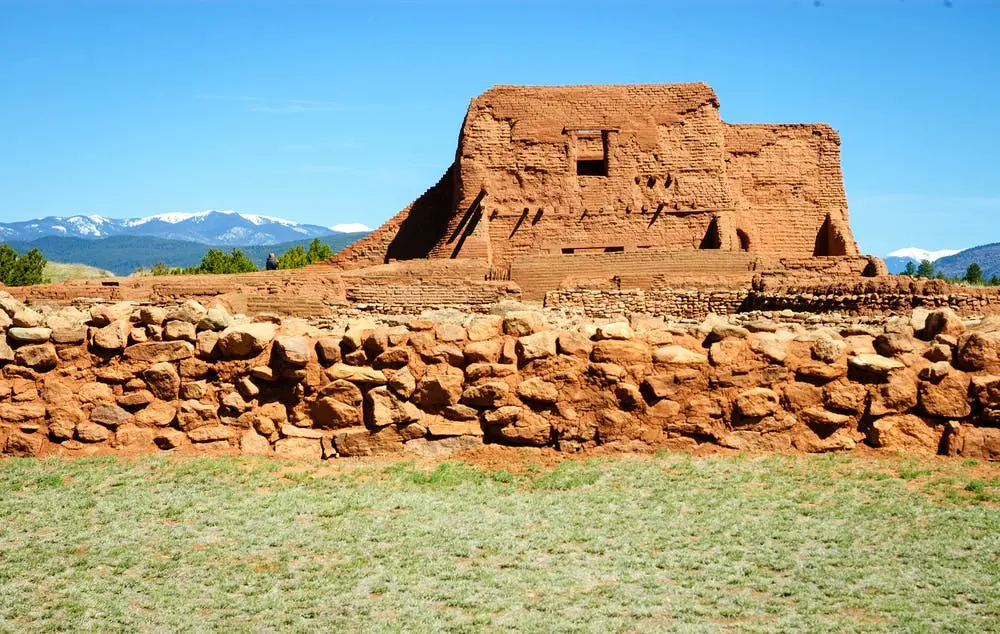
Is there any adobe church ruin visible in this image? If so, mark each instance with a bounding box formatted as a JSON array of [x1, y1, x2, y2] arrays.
[[331, 83, 878, 296]]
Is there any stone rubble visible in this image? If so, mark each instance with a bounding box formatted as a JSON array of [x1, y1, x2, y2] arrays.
[[0, 292, 998, 461]]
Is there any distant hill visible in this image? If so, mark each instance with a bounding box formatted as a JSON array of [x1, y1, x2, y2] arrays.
[[933, 243, 1000, 279], [0, 210, 372, 246], [3, 233, 367, 276], [44, 262, 114, 282]]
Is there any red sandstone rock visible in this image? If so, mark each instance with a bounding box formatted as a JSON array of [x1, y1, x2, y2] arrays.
[[217, 323, 277, 358], [944, 424, 1000, 460], [240, 430, 271, 455], [309, 397, 360, 429], [460, 382, 510, 408], [413, 367, 464, 408], [5, 431, 43, 456], [823, 380, 867, 414], [515, 331, 558, 364], [921, 309, 965, 340], [735, 388, 780, 418], [957, 330, 1000, 373], [869, 415, 940, 455], [14, 344, 57, 370], [315, 337, 342, 365], [333, 426, 403, 457], [919, 373, 972, 418], [274, 437, 322, 460], [517, 377, 559, 404], [557, 331, 593, 358], [591, 339, 650, 365], [144, 362, 180, 401]]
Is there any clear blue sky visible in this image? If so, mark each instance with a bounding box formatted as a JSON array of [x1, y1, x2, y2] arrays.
[[1, 0, 997, 256]]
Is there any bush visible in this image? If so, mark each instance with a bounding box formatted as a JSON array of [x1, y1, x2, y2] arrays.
[[0, 244, 48, 286]]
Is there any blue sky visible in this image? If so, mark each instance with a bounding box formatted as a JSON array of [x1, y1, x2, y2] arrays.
[[1, 0, 997, 256]]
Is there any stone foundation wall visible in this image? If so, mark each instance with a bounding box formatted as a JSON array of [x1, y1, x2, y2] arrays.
[[543, 279, 1000, 320], [345, 281, 521, 315], [544, 288, 749, 319], [2, 290, 998, 462]]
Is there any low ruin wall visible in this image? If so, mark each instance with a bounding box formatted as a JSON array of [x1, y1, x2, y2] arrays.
[[544, 288, 749, 319], [2, 291, 998, 462], [544, 279, 1000, 320], [345, 281, 521, 314], [5, 270, 347, 317]]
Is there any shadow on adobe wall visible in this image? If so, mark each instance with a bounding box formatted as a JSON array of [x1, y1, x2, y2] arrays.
[[384, 165, 456, 262]]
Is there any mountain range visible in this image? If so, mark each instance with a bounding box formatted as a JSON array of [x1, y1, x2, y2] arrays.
[[0, 210, 373, 246], [883, 248, 962, 275], [5, 210, 1000, 281], [2, 234, 368, 276]]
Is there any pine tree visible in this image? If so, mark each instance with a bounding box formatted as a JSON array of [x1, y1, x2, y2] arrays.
[[916, 259, 935, 278], [0, 244, 47, 286], [964, 263, 984, 285], [306, 238, 333, 264], [278, 245, 309, 269], [902, 261, 917, 277]]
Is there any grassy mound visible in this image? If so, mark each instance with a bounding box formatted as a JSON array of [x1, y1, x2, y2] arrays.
[[43, 261, 113, 282]]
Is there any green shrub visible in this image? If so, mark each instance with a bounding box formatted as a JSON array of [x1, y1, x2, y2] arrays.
[[0, 244, 48, 286], [278, 238, 334, 269]]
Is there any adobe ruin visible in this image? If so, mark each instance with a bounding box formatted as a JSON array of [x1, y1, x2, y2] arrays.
[[330, 83, 879, 298]]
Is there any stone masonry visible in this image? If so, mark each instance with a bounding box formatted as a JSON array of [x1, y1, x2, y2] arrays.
[[2, 291, 999, 462]]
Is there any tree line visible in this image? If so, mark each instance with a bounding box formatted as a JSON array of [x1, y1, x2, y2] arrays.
[[900, 259, 1000, 286], [0, 238, 334, 286], [0, 244, 47, 286], [134, 239, 334, 276]]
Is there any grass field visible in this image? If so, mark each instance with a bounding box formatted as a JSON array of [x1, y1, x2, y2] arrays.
[[43, 261, 113, 282], [1, 452, 998, 632]]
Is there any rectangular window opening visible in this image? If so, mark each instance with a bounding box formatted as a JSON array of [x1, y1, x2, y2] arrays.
[[561, 248, 576, 254], [576, 159, 607, 176], [604, 246, 625, 253]]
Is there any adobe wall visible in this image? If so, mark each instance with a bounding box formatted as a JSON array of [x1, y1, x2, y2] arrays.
[[326, 166, 456, 269], [5, 270, 347, 317], [324, 83, 863, 278], [3, 293, 998, 462], [433, 84, 737, 265], [724, 124, 858, 258], [511, 250, 762, 300], [345, 281, 520, 314]]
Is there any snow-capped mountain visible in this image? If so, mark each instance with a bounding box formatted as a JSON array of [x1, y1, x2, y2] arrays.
[[0, 210, 370, 246], [330, 222, 373, 233], [884, 247, 963, 274]]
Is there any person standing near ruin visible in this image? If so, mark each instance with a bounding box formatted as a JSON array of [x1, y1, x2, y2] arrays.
[[265, 252, 278, 270]]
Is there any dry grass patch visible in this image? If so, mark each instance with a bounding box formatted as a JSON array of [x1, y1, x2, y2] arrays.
[[1, 452, 998, 632]]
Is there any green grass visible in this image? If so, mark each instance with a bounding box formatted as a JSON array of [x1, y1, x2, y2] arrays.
[[43, 261, 113, 282], [1, 453, 998, 632]]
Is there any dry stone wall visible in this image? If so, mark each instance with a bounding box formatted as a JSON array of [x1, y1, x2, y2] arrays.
[[2, 291, 998, 462], [545, 289, 749, 319]]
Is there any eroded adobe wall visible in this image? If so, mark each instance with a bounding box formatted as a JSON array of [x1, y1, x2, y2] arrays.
[[6, 270, 347, 317], [432, 84, 739, 266], [327, 166, 456, 269], [510, 250, 762, 299], [2, 294, 999, 462], [725, 124, 858, 258]]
